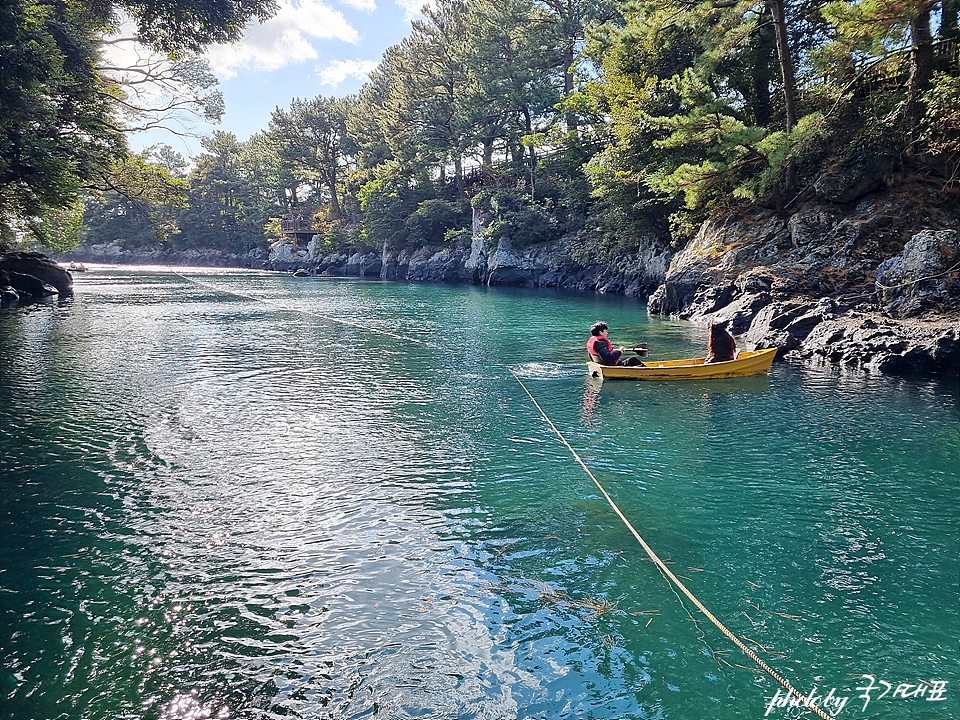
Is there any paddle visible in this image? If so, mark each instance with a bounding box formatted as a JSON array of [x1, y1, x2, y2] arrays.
[[620, 343, 649, 356]]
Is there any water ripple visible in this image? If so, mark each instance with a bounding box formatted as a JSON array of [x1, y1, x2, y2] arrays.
[[1, 269, 957, 720]]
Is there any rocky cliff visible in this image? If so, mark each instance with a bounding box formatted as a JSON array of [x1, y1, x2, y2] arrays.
[[647, 183, 960, 376], [63, 241, 269, 268]]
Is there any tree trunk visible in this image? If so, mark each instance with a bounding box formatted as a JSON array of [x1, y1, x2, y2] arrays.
[[563, 42, 577, 134], [454, 155, 464, 195], [907, 9, 934, 134], [768, 0, 798, 132], [327, 171, 341, 218], [752, 21, 776, 126], [482, 138, 494, 168], [481, 138, 495, 182], [768, 0, 798, 194]]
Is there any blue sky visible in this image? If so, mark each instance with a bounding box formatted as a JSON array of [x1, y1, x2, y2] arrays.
[[128, 0, 428, 158]]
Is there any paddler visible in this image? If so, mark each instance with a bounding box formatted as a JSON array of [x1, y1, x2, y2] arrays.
[[587, 321, 643, 366]]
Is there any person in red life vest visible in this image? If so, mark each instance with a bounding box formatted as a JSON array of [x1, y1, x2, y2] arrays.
[[587, 321, 643, 366], [704, 322, 737, 363]]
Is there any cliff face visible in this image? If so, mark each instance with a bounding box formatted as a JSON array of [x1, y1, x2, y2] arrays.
[[646, 182, 960, 376], [261, 183, 960, 376], [270, 210, 673, 298]]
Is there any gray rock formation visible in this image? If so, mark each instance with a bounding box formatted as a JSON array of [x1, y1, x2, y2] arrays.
[[63, 242, 269, 269], [875, 229, 960, 317], [648, 199, 960, 376]]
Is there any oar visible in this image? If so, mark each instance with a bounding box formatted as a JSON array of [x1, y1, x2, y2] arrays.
[[620, 343, 649, 356]]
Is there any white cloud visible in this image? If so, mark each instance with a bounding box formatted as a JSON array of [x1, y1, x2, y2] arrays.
[[394, 0, 434, 20], [342, 0, 377, 10], [207, 0, 358, 78], [318, 58, 379, 86]]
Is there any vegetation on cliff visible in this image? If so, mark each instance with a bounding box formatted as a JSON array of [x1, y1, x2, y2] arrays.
[[5, 0, 960, 274]]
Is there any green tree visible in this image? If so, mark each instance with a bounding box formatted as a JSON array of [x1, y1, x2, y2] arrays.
[[0, 0, 125, 249], [584, 0, 829, 216], [177, 132, 269, 253], [268, 96, 356, 218], [821, 0, 940, 132], [0, 0, 277, 250]]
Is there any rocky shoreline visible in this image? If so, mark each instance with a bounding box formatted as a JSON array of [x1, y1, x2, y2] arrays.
[[43, 181, 960, 379]]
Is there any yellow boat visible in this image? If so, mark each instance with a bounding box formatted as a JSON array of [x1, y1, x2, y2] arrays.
[[587, 348, 777, 381]]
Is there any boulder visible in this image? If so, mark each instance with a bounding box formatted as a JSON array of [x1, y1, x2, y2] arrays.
[[1, 285, 19, 306], [813, 153, 896, 204], [268, 240, 310, 271], [875, 229, 960, 317], [344, 252, 382, 277], [405, 247, 471, 283], [647, 283, 682, 315], [0, 252, 73, 295], [700, 291, 773, 335], [683, 282, 736, 318], [741, 301, 812, 352], [789, 313, 960, 375], [7, 271, 59, 298]]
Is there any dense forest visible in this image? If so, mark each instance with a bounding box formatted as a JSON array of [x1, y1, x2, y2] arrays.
[[4, 0, 960, 267]]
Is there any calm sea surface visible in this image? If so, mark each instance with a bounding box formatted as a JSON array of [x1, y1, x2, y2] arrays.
[[1, 266, 958, 720]]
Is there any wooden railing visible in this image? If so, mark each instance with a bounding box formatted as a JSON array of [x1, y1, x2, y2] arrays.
[[280, 217, 314, 234]]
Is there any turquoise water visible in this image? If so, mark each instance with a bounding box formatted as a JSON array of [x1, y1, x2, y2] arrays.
[[1, 266, 957, 720]]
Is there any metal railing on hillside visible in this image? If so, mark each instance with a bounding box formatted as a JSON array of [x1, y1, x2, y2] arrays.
[[799, 39, 959, 92]]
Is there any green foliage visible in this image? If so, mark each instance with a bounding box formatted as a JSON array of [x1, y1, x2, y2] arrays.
[[172, 132, 272, 254], [358, 162, 435, 248], [1, 0, 281, 251], [82, 195, 160, 250], [405, 199, 471, 245], [118, 0, 278, 57], [62, 0, 960, 268], [921, 72, 960, 184], [0, 0, 125, 250], [30, 199, 88, 253], [473, 188, 559, 247], [80, 151, 187, 247], [268, 96, 356, 218], [309, 216, 363, 253], [444, 228, 473, 245]]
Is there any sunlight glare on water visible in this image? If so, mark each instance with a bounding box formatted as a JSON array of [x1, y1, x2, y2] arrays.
[[0, 266, 957, 720]]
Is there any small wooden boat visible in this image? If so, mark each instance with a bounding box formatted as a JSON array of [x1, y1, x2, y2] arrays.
[[588, 348, 777, 381]]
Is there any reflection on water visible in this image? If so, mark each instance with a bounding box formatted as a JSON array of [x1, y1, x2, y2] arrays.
[[1, 266, 958, 720]]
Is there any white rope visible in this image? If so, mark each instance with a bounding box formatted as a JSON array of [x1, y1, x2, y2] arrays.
[[175, 270, 835, 720], [507, 367, 836, 720]]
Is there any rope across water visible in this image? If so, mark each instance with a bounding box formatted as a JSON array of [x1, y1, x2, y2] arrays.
[[178, 271, 836, 720], [507, 367, 835, 720]]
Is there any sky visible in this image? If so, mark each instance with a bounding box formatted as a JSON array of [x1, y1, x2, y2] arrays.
[[127, 0, 431, 159]]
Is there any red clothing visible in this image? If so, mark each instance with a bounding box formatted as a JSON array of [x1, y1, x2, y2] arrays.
[[587, 335, 622, 365]]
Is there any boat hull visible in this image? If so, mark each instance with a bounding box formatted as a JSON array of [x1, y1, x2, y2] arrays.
[[587, 348, 777, 381]]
